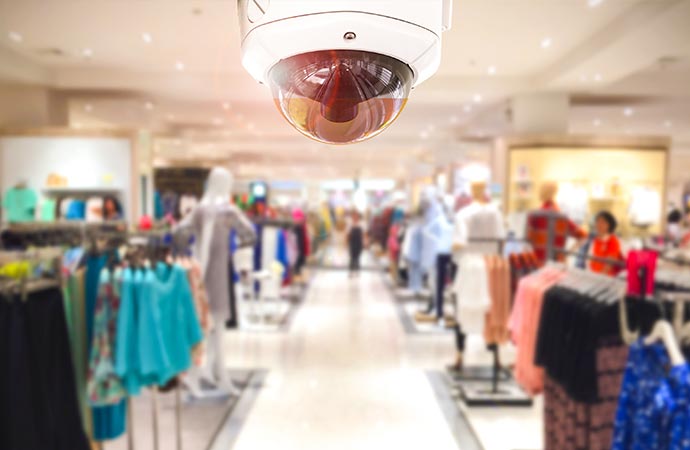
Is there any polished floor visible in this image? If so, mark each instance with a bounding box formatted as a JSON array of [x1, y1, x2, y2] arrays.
[[223, 266, 543, 450]]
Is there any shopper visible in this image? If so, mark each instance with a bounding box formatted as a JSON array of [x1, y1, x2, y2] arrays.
[[590, 210, 624, 276], [347, 213, 365, 277], [103, 196, 123, 221]]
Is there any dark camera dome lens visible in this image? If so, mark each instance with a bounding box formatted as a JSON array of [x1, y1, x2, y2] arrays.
[[268, 50, 413, 145]]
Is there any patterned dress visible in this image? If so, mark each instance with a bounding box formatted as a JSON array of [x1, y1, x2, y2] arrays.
[[86, 268, 127, 406]]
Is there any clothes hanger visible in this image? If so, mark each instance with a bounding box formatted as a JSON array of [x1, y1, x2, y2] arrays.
[[644, 320, 686, 366]]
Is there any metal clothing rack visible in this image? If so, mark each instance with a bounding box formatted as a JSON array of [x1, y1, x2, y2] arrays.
[[0, 225, 184, 450]]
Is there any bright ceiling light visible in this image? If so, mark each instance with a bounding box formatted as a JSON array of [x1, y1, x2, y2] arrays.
[[664, 120, 673, 128], [487, 65, 497, 76], [540, 37, 553, 49], [420, 130, 429, 139], [593, 73, 603, 82], [167, 113, 175, 120], [463, 104, 473, 113], [84, 103, 93, 113], [175, 61, 185, 71], [593, 118, 602, 127], [222, 102, 231, 110], [212, 117, 224, 125], [8, 31, 23, 43], [82, 48, 93, 58], [472, 94, 483, 103], [588, 0, 604, 7], [144, 101, 154, 110], [142, 32, 153, 44], [450, 115, 459, 124], [623, 107, 634, 117]]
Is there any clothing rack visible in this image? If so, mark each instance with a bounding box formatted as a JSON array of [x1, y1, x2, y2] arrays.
[[0, 226, 183, 450]]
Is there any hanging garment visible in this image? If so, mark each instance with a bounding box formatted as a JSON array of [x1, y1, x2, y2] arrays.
[[87, 269, 127, 406], [85, 254, 127, 441], [612, 340, 690, 450], [508, 268, 565, 395], [483, 255, 511, 345], [0, 288, 90, 450], [544, 339, 629, 450], [2, 186, 37, 223], [153, 263, 204, 379], [115, 268, 166, 395], [453, 253, 491, 334], [63, 269, 92, 437]]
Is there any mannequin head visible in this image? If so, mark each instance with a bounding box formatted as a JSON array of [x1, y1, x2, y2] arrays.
[[470, 181, 487, 203], [540, 181, 559, 206], [202, 167, 233, 205]]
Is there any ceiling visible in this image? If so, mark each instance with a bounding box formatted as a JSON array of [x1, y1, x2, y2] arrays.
[[0, 0, 689, 180]]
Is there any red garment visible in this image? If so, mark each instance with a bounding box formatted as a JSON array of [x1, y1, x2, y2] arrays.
[[387, 224, 401, 262], [626, 250, 657, 296], [590, 235, 624, 276], [526, 202, 586, 264]]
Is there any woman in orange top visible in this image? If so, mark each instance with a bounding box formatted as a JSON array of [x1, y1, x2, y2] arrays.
[[590, 211, 624, 276]]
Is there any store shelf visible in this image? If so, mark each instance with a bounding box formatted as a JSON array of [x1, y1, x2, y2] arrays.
[[42, 187, 122, 195]]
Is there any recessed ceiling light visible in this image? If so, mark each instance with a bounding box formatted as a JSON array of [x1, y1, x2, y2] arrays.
[[84, 103, 93, 113], [540, 37, 553, 49], [450, 115, 459, 124], [487, 65, 497, 76], [142, 32, 152, 44], [472, 94, 483, 103], [167, 113, 176, 120], [588, 0, 604, 7], [175, 61, 185, 71], [420, 131, 429, 139], [593, 118, 602, 127], [593, 73, 603, 82], [247, 122, 256, 130], [82, 48, 93, 58], [623, 107, 634, 117], [222, 102, 231, 110], [73, 122, 83, 129], [579, 74, 589, 82], [464, 104, 473, 113], [427, 124, 436, 132], [8, 31, 23, 43], [664, 120, 673, 128], [212, 117, 224, 125], [144, 101, 154, 110]]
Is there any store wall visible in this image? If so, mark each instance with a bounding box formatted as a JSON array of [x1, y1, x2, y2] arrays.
[[507, 147, 667, 236], [0, 136, 133, 219], [0, 85, 69, 128]]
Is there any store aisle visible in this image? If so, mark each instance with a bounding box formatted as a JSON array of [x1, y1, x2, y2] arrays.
[[224, 270, 460, 450]]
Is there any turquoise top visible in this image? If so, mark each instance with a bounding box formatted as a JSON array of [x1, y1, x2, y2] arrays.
[[115, 264, 202, 395], [2, 187, 37, 222]]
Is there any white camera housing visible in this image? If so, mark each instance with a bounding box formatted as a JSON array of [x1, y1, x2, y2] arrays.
[[240, 0, 452, 87], [238, 0, 453, 144]]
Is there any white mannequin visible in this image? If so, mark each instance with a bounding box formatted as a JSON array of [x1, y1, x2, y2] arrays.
[[177, 167, 256, 398]]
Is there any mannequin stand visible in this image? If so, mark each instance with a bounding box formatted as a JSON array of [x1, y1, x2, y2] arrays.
[[449, 342, 532, 407]]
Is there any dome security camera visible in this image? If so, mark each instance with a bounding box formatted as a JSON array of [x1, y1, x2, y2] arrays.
[[238, 0, 453, 145]]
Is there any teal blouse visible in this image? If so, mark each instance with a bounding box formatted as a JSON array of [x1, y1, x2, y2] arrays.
[[115, 264, 202, 395]]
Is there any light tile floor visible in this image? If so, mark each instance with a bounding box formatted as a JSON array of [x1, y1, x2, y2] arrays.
[[223, 269, 543, 450]]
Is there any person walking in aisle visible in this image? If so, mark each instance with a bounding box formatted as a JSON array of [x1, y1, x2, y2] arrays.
[[347, 213, 365, 278]]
